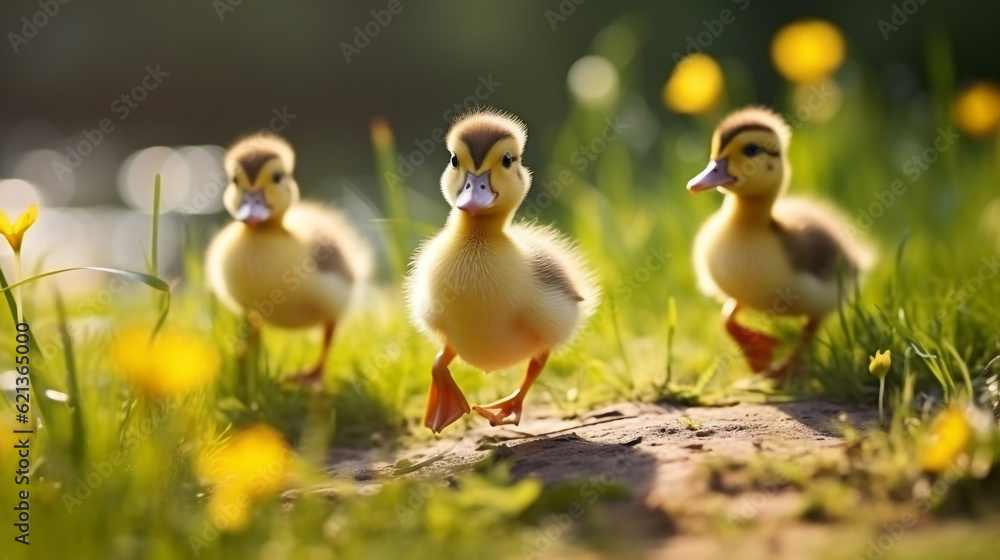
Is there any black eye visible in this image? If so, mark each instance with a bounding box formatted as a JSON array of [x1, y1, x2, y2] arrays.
[[450, 153, 459, 169], [272, 171, 283, 183], [502, 152, 512, 169], [743, 143, 760, 157]]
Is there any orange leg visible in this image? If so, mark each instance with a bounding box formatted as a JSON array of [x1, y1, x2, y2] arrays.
[[473, 351, 548, 427], [237, 314, 262, 361], [723, 300, 781, 374], [766, 317, 820, 381], [287, 321, 335, 386], [424, 346, 471, 433]]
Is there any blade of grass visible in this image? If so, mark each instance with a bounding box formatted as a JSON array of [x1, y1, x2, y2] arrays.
[[0, 267, 169, 294], [54, 289, 86, 468], [942, 340, 973, 397], [151, 173, 161, 277], [608, 295, 633, 395], [0, 261, 19, 323], [370, 117, 410, 280], [664, 295, 677, 389], [149, 173, 170, 337], [1, 267, 172, 338]]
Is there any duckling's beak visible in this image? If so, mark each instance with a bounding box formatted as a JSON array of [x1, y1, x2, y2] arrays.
[[235, 190, 271, 226], [456, 171, 497, 216], [687, 158, 735, 193]]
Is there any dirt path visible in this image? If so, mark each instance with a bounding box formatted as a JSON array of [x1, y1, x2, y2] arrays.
[[328, 401, 879, 559]]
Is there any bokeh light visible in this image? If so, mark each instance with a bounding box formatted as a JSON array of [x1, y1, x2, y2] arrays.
[[13, 149, 76, 207], [790, 79, 843, 123], [110, 209, 180, 271], [0, 179, 42, 215], [663, 54, 724, 115], [117, 146, 192, 213], [771, 20, 846, 84], [567, 55, 619, 106], [177, 145, 227, 215]]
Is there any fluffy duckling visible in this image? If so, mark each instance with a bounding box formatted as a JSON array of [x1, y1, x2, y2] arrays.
[[407, 109, 599, 433], [687, 107, 871, 378], [206, 133, 371, 384]]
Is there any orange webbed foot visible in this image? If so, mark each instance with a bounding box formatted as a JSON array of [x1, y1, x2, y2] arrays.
[[472, 352, 548, 428], [472, 393, 526, 427], [424, 347, 470, 433], [286, 366, 324, 386]]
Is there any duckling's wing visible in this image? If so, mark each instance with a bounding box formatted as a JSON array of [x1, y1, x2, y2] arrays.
[[532, 252, 584, 302], [508, 223, 600, 315], [284, 201, 373, 283], [772, 197, 873, 281]]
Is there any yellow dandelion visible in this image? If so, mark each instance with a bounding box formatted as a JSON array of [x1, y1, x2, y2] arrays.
[[951, 81, 1000, 138], [920, 406, 972, 473], [771, 20, 846, 84], [111, 326, 220, 400], [869, 350, 891, 379], [869, 349, 891, 425], [0, 204, 37, 253], [198, 423, 292, 531], [0, 204, 39, 323], [663, 54, 724, 115]]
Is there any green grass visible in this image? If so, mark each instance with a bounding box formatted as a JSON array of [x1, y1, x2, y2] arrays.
[[2, 24, 1000, 560]]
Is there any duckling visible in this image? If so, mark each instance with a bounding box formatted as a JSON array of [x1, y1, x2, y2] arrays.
[[687, 107, 871, 378], [206, 133, 371, 384], [406, 109, 599, 433]]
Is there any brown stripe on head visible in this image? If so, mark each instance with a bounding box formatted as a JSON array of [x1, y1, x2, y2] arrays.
[[225, 133, 295, 182], [711, 106, 791, 158], [460, 125, 512, 170], [236, 150, 278, 183], [447, 109, 528, 170]]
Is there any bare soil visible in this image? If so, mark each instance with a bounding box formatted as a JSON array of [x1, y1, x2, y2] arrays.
[[328, 401, 888, 559]]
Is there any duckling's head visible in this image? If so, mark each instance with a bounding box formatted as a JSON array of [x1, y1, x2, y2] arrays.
[[441, 109, 530, 220], [222, 133, 299, 226], [687, 107, 791, 199]]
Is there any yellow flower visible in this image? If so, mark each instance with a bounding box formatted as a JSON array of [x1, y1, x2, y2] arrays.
[[111, 325, 220, 400], [771, 20, 846, 84], [920, 406, 972, 473], [0, 204, 38, 253], [951, 81, 1000, 138], [869, 349, 891, 379], [663, 54, 724, 115], [198, 424, 292, 531]]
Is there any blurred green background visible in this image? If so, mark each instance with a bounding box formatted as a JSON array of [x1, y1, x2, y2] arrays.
[[2, 0, 998, 209]]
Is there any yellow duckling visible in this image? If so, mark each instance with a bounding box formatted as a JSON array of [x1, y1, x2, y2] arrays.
[[206, 133, 371, 384], [687, 107, 871, 378], [407, 109, 599, 433]]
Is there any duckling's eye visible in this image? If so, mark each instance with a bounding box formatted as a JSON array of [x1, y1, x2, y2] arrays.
[[743, 143, 760, 157], [450, 153, 459, 169], [272, 171, 284, 184], [502, 152, 512, 169]]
